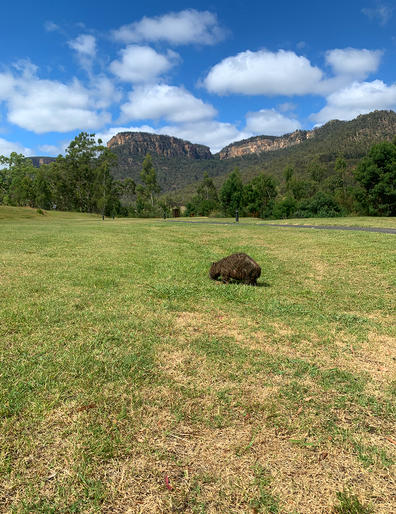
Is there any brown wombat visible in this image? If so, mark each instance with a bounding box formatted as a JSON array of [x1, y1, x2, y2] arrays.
[[209, 253, 261, 285]]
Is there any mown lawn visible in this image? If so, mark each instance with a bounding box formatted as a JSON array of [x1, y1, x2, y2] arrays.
[[1, 207, 396, 513]]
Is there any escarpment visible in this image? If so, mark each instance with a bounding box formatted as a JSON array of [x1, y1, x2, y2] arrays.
[[219, 130, 315, 159], [107, 132, 212, 160]]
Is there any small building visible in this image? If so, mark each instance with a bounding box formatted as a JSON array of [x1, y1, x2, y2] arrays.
[[172, 208, 180, 218]]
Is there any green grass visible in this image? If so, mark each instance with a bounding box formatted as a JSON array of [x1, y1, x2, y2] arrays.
[[1, 206, 396, 513], [173, 215, 396, 229]]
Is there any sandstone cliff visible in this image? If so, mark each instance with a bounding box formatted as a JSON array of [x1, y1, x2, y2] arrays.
[[219, 130, 315, 159], [107, 132, 212, 160], [31, 156, 57, 168]]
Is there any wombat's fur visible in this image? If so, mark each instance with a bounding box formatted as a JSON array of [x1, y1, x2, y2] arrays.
[[209, 253, 261, 285]]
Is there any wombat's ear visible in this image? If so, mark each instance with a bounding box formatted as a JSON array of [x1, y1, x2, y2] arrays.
[[212, 262, 215, 265]]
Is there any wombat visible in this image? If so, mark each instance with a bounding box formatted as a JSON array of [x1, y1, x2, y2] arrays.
[[209, 253, 261, 285]]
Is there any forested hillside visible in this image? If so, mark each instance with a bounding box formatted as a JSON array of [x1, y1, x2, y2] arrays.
[[169, 110, 396, 202], [105, 110, 396, 201]]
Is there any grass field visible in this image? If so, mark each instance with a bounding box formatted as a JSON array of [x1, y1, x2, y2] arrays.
[[177, 215, 396, 229], [1, 206, 396, 513]]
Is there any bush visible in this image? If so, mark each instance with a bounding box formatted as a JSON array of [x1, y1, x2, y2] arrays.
[[36, 209, 44, 215], [295, 192, 344, 218], [271, 196, 297, 219]]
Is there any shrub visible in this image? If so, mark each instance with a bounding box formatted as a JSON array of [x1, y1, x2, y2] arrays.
[[295, 192, 344, 218]]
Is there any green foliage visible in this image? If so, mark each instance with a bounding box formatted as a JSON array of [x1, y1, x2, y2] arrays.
[[283, 164, 294, 187], [0, 153, 41, 207], [307, 160, 326, 183], [243, 173, 277, 216], [289, 178, 318, 201], [139, 153, 161, 208], [219, 166, 244, 216], [196, 171, 219, 204], [354, 139, 396, 215], [250, 464, 279, 513], [296, 192, 344, 218], [184, 172, 219, 216], [270, 195, 297, 219], [0, 133, 124, 215]]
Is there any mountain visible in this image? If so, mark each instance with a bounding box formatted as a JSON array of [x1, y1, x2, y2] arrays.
[[107, 132, 212, 159], [219, 130, 314, 159], [31, 156, 57, 168], [31, 110, 396, 198]]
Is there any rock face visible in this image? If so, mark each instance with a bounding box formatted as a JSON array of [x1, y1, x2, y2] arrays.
[[219, 130, 315, 159], [107, 132, 212, 160], [31, 157, 57, 168]]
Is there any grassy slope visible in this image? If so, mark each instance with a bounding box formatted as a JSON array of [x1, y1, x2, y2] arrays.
[[0, 206, 102, 222], [1, 214, 396, 513]]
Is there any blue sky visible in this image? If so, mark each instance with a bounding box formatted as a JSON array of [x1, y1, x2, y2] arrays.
[[0, 0, 395, 156]]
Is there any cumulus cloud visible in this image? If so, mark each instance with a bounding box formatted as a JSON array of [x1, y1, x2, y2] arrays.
[[362, 3, 394, 25], [109, 46, 180, 83], [120, 84, 217, 123], [202, 49, 324, 96], [311, 80, 396, 124], [112, 9, 227, 45], [0, 138, 33, 157], [0, 63, 113, 133], [325, 48, 383, 80], [203, 47, 385, 97], [245, 109, 301, 135], [89, 75, 122, 109], [7, 79, 111, 133]]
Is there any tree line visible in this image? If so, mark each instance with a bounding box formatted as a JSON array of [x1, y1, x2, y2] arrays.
[[0, 133, 162, 217], [182, 136, 396, 219], [1, 131, 396, 219]]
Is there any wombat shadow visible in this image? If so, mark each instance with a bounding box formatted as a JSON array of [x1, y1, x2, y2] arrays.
[[222, 279, 271, 288]]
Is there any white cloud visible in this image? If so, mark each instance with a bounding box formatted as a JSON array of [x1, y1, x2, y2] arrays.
[[0, 63, 113, 133], [89, 75, 122, 109], [68, 34, 97, 57], [245, 109, 301, 135], [202, 49, 323, 96], [120, 84, 217, 123], [0, 138, 33, 157], [325, 48, 383, 80], [311, 80, 396, 124], [68, 35, 97, 72], [109, 46, 180, 83], [0, 73, 15, 99], [362, 3, 393, 25], [159, 121, 249, 153], [112, 9, 227, 45]]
